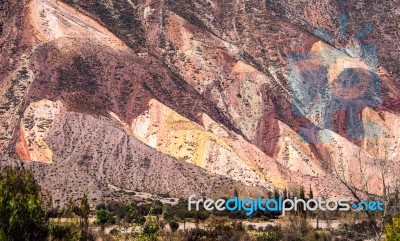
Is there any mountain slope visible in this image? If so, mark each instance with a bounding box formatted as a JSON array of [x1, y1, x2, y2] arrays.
[[0, 0, 399, 205]]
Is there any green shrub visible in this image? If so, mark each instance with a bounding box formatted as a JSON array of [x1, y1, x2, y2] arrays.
[[260, 215, 270, 221], [95, 209, 109, 226], [385, 216, 400, 241], [310, 230, 331, 241], [169, 221, 180, 233], [0, 167, 49, 241], [48, 222, 81, 241], [139, 217, 159, 241], [256, 232, 281, 241]]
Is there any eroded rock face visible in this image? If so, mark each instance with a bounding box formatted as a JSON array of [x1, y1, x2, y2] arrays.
[[45, 111, 263, 203], [0, 0, 399, 205], [16, 99, 61, 162], [5, 111, 265, 207], [360, 108, 400, 161], [129, 98, 286, 189]]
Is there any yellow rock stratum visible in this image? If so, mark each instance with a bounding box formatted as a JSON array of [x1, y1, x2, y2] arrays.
[[16, 99, 61, 163], [129, 99, 288, 189]]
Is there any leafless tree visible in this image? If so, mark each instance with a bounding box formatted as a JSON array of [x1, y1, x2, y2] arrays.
[[332, 134, 399, 241]]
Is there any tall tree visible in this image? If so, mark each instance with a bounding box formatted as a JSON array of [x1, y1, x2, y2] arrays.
[[233, 189, 239, 197], [299, 185, 305, 200], [273, 188, 280, 200], [283, 188, 288, 200], [0, 167, 49, 241], [299, 185, 306, 217], [78, 194, 90, 241]]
